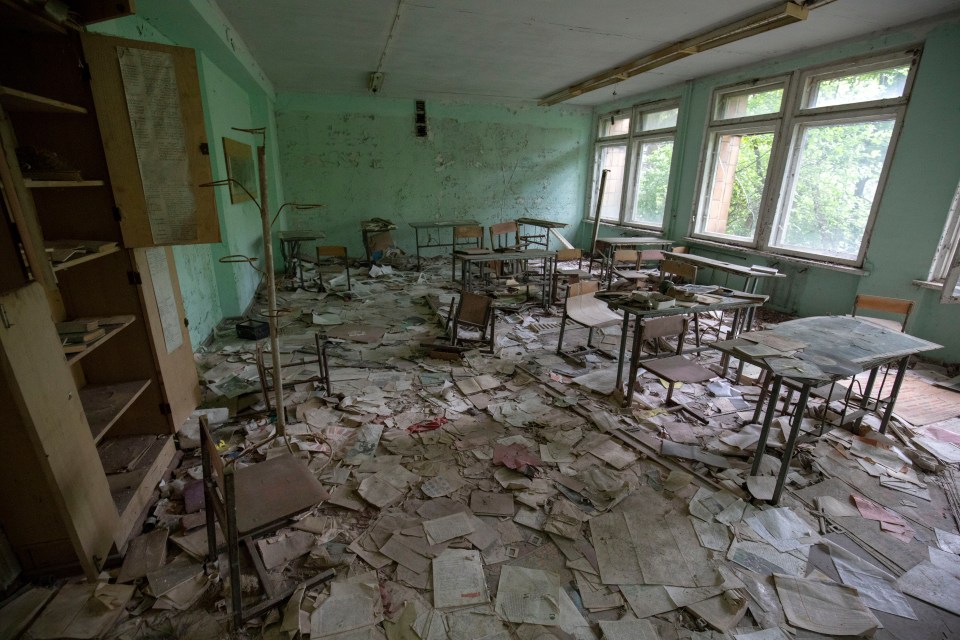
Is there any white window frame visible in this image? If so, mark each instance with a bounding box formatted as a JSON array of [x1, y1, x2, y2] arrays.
[[930, 181, 960, 303], [586, 99, 680, 231], [691, 51, 920, 267]]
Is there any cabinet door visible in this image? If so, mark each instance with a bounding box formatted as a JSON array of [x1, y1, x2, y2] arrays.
[[133, 247, 200, 429], [80, 32, 219, 247], [0, 283, 118, 577]]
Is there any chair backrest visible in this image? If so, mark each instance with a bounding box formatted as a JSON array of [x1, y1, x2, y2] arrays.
[[661, 259, 697, 284], [671, 246, 689, 254], [457, 291, 494, 328], [489, 221, 520, 248], [317, 245, 347, 258], [567, 280, 600, 299], [454, 225, 484, 241], [613, 249, 639, 264], [853, 294, 914, 331], [640, 315, 688, 341], [556, 248, 582, 262], [638, 249, 664, 263], [199, 415, 226, 496]]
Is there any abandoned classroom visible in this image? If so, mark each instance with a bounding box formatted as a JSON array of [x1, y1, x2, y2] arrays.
[[3, 0, 960, 638]]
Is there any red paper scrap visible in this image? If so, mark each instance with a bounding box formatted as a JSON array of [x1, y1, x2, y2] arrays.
[[851, 494, 915, 543], [407, 417, 448, 433]]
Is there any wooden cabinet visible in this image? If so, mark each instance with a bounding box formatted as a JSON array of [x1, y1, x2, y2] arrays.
[[0, 3, 212, 578]]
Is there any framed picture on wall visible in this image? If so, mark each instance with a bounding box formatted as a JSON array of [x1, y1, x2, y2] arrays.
[[222, 137, 258, 204]]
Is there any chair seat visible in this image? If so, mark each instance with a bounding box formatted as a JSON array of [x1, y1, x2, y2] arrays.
[[456, 248, 492, 255], [557, 268, 592, 277], [567, 294, 622, 328], [641, 355, 715, 384], [613, 269, 650, 281], [234, 454, 329, 535]]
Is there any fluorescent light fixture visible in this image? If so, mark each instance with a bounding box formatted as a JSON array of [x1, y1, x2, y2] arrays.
[[539, 2, 809, 106]]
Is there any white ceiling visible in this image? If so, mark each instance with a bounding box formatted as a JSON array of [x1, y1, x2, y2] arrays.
[[216, 0, 960, 106]]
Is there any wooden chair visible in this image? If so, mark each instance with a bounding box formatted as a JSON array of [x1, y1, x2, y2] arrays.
[[630, 317, 715, 411], [489, 220, 522, 251], [671, 246, 690, 254], [556, 280, 623, 357], [852, 294, 914, 332], [200, 416, 334, 629], [447, 291, 496, 352], [552, 248, 592, 302], [613, 249, 664, 290], [316, 246, 350, 292], [660, 259, 697, 286], [452, 225, 485, 280], [255, 332, 333, 413]]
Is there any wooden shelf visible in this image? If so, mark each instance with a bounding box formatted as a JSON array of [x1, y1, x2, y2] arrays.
[[25, 179, 104, 188], [100, 435, 176, 544], [51, 243, 120, 272], [0, 0, 68, 35], [65, 315, 135, 365], [80, 380, 151, 444], [0, 86, 87, 114]]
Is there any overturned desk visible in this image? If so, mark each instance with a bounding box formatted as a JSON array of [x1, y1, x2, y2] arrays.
[[711, 316, 941, 504], [516, 217, 569, 251], [409, 219, 479, 270], [455, 249, 557, 308]]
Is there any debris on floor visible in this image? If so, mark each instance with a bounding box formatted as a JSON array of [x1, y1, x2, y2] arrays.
[[5, 254, 960, 640]]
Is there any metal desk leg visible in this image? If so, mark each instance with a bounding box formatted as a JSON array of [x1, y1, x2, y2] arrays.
[[414, 228, 421, 271], [624, 316, 645, 407], [879, 355, 910, 434], [772, 383, 811, 504], [750, 375, 784, 475], [614, 312, 632, 391]]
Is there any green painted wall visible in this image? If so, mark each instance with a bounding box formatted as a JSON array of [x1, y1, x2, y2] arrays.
[[275, 94, 592, 258], [587, 17, 960, 362], [91, 0, 283, 346]]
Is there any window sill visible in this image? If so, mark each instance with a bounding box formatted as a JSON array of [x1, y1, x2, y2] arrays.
[[584, 219, 666, 235], [682, 237, 871, 276], [912, 279, 944, 291]]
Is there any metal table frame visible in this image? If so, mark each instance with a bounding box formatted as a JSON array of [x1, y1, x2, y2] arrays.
[[595, 236, 674, 287], [409, 219, 480, 270], [709, 316, 941, 504], [456, 249, 557, 308], [607, 293, 766, 406], [278, 230, 325, 288]]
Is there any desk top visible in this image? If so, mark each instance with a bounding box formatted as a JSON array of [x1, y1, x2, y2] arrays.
[[667, 252, 785, 279], [279, 230, 325, 241], [607, 291, 765, 319], [516, 217, 568, 229], [454, 249, 556, 261], [597, 236, 673, 247], [711, 316, 941, 382], [409, 219, 479, 229]]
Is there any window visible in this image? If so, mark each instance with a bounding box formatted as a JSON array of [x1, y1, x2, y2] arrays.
[[930, 182, 960, 303], [693, 52, 918, 265], [588, 101, 679, 229]]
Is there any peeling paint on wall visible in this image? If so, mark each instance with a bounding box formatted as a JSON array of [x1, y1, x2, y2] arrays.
[[275, 95, 592, 256]]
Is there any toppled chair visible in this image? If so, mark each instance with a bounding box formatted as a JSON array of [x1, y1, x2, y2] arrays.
[[446, 291, 496, 353]]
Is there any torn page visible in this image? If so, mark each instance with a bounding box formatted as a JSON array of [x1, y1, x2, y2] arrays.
[[494, 566, 561, 626], [774, 573, 880, 636]]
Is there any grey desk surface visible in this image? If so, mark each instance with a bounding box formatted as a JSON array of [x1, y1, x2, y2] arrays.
[[409, 219, 479, 229], [516, 217, 568, 228], [279, 230, 325, 241], [596, 236, 673, 246], [666, 252, 786, 279], [454, 249, 556, 261]]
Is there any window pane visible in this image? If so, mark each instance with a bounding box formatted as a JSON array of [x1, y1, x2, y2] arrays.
[[774, 119, 895, 259], [594, 145, 626, 221], [640, 108, 678, 131], [630, 139, 674, 225], [599, 113, 630, 137], [698, 131, 775, 240], [716, 87, 783, 120], [807, 64, 910, 108]]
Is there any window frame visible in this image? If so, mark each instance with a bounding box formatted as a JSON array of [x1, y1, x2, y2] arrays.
[[930, 181, 960, 303], [586, 98, 681, 231], [690, 50, 920, 267]]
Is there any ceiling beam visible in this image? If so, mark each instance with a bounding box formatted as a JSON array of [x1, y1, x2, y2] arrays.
[[539, 2, 809, 106]]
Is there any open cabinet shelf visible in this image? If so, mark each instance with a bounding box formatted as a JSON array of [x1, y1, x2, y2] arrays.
[[64, 315, 135, 364], [25, 179, 105, 188], [80, 379, 152, 443], [0, 85, 87, 114]]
